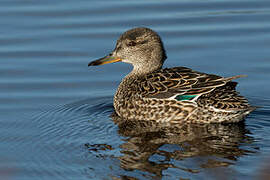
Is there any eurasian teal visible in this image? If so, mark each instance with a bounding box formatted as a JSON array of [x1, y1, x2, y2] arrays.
[[89, 27, 254, 123]]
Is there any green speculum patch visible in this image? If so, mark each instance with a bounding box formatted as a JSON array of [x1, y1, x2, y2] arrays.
[[175, 95, 197, 101]]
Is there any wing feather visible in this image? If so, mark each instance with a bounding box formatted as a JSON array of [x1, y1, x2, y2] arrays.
[[134, 67, 244, 100]]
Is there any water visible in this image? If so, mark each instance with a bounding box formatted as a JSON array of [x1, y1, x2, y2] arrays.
[[1, 0, 270, 179]]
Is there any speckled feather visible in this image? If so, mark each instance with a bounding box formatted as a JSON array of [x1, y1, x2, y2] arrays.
[[134, 67, 244, 99], [115, 66, 253, 123]]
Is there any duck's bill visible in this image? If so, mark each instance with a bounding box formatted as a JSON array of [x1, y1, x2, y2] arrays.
[[88, 55, 122, 66]]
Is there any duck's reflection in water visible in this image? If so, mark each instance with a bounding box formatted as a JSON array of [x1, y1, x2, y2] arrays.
[[112, 112, 256, 177]]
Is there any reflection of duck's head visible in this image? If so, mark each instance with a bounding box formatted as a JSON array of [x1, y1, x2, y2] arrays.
[[111, 113, 256, 175]]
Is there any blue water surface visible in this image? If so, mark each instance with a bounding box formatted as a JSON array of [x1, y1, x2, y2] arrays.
[[1, 0, 270, 179]]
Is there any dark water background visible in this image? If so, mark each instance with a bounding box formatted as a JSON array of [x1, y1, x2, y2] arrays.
[[1, 0, 270, 179]]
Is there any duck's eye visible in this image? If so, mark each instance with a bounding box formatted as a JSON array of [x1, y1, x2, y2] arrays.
[[127, 41, 136, 47]]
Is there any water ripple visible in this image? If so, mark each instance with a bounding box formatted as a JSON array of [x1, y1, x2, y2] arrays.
[[1, 0, 270, 179], [25, 96, 120, 178]]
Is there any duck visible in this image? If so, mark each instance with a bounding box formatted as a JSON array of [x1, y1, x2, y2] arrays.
[[88, 27, 254, 123]]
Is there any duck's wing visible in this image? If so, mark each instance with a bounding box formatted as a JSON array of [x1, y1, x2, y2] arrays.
[[136, 67, 245, 101]]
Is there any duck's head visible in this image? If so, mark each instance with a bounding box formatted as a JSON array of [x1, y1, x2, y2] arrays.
[[88, 27, 167, 74]]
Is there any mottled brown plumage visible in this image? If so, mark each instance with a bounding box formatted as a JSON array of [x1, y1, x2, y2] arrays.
[[89, 27, 254, 123]]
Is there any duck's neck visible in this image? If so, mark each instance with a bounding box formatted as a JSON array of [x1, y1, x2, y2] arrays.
[[131, 62, 163, 76], [120, 62, 163, 90]]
